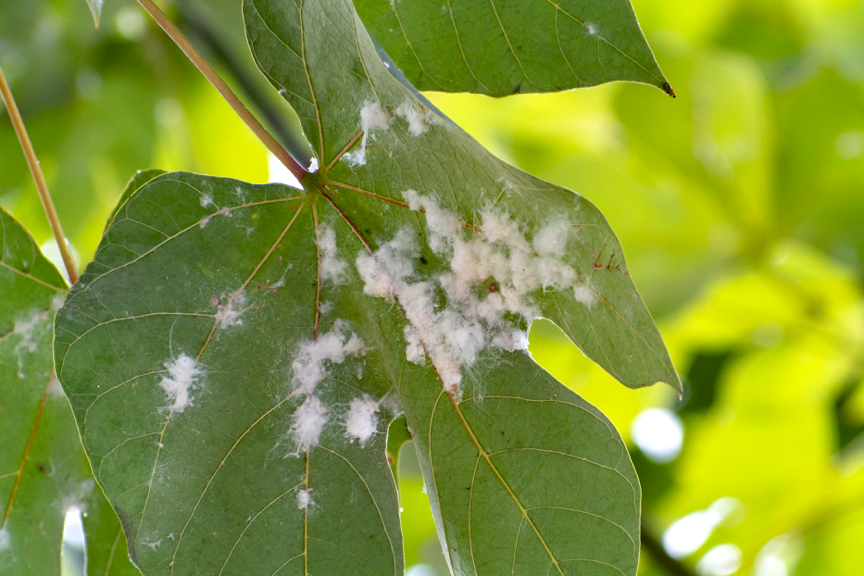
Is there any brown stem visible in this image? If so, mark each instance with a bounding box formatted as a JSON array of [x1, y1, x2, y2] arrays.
[[0, 65, 78, 284], [136, 0, 307, 182]]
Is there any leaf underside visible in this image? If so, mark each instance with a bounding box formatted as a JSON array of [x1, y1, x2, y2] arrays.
[[0, 208, 138, 576], [354, 0, 673, 97], [53, 0, 678, 575]]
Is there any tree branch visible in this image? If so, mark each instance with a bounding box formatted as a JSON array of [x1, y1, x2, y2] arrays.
[[0, 65, 78, 284], [136, 0, 307, 182]]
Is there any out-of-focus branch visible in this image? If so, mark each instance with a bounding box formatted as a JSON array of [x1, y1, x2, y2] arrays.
[[136, 0, 307, 181], [173, 1, 310, 166]]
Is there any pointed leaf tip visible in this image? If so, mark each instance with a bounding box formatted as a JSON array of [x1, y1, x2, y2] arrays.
[[85, 0, 104, 28], [662, 82, 677, 98]]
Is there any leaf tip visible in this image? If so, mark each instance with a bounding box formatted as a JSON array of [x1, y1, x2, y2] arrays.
[[668, 372, 684, 396], [85, 0, 104, 29], [661, 82, 676, 99]]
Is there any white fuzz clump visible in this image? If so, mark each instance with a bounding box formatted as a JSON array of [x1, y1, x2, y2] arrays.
[[291, 396, 329, 452], [316, 225, 348, 285], [344, 395, 381, 445], [291, 321, 365, 396], [362, 102, 391, 132], [215, 290, 246, 328], [395, 102, 440, 137], [200, 193, 213, 208], [533, 219, 571, 257], [355, 229, 419, 300], [402, 189, 460, 253], [159, 354, 201, 413], [0, 528, 10, 550], [12, 309, 50, 378], [296, 488, 313, 510], [347, 102, 392, 167], [288, 321, 365, 452], [573, 283, 597, 307], [356, 192, 590, 397]]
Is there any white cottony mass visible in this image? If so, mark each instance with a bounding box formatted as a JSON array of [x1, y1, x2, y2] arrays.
[[291, 396, 329, 452], [159, 354, 201, 413], [344, 395, 381, 445], [288, 321, 366, 451], [356, 191, 590, 397]]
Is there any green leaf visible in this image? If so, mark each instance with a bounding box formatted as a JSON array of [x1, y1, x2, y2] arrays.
[[106, 170, 167, 233], [386, 416, 412, 478], [353, 0, 673, 97], [402, 354, 641, 576], [0, 207, 139, 576], [56, 174, 404, 576], [83, 484, 147, 576], [1, 207, 72, 575], [54, 1, 678, 574], [244, 0, 679, 392]]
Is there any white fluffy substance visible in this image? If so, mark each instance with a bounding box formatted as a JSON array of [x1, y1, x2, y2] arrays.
[[573, 283, 596, 307], [317, 225, 348, 285], [356, 192, 588, 397], [291, 395, 328, 452], [296, 489, 313, 510], [13, 309, 50, 378], [0, 528, 9, 550], [395, 102, 439, 137], [533, 219, 571, 257], [215, 290, 246, 328], [344, 395, 380, 445], [159, 354, 201, 413], [291, 321, 365, 396], [287, 321, 365, 452], [347, 102, 392, 167], [402, 189, 460, 253]]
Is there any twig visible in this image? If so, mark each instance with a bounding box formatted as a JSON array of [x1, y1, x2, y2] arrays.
[[0, 65, 78, 284], [641, 526, 697, 576], [173, 2, 311, 166], [136, 0, 307, 182]]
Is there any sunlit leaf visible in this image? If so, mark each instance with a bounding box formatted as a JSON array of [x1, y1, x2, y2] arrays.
[[354, 0, 673, 97]]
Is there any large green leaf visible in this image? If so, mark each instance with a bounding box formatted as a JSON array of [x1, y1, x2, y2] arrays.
[[353, 0, 673, 97], [244, 0, 678, 392], [56, 174, 404, 575], [0, 208, 138, 576], [54, 0, 678, 574]]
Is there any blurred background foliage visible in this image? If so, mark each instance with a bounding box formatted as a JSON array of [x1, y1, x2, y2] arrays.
[[2, 0, 864, 575]]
